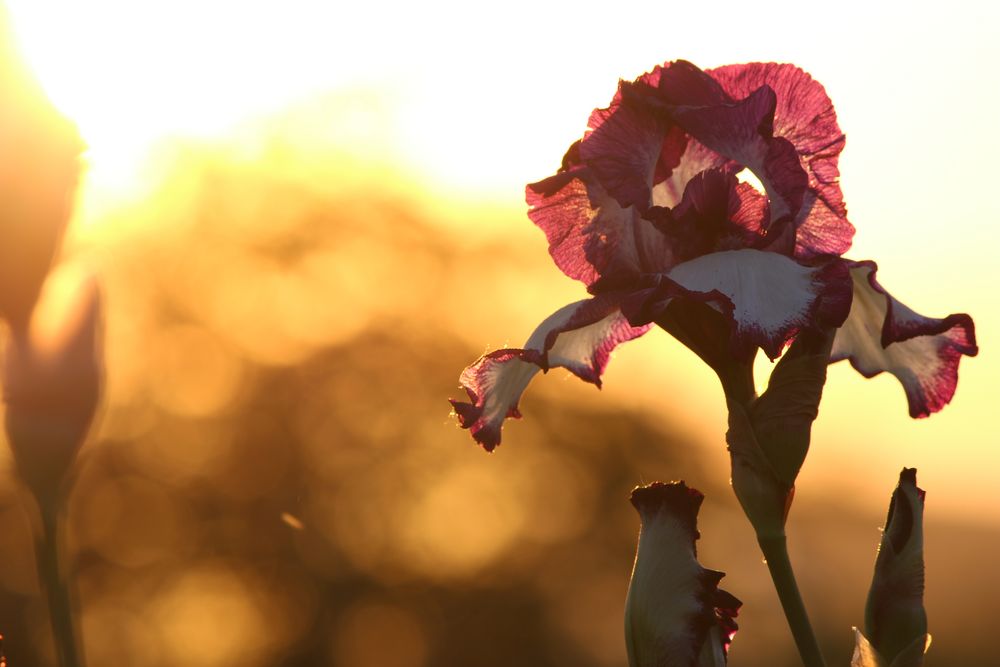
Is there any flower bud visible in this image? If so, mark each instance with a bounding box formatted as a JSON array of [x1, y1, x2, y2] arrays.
[[626, 482, 740, 667], [725, 329, 834, 538], [3, 272, 102, 502], [0, 16, 83, 329], [725, 399, 792, 539], [854, 468, 930, 667]]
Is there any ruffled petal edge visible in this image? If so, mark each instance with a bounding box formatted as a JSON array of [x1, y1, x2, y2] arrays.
[[831, 261, 977, 417], [450, 298, 651, 450], [627, 249, 852, 360]]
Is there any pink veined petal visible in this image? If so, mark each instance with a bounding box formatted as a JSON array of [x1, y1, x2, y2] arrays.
[[651, 137, 731, 209], [581, 63, 699, 212], [668, 84, 808, 227], [617, 63, 733, 210], [527, 167, 679, 290], [660, 249, 852, 359], [830, 262, 978, 418], [652, 168, 769, 258], [709, 62, 853, 258], [648, 61, 852, 259], [655, 60, 730, 106], [450, 298, 651, 451], [580, 62, 732, 213], [581, 89, 667, 212]]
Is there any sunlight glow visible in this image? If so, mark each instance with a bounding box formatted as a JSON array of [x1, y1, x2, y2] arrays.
[[6, 1, 360, 194], [4, 0, 997, 524]]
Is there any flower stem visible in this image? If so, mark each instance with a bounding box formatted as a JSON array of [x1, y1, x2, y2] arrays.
[[757, 533, 825, 667], [34, 500, 84, 667]]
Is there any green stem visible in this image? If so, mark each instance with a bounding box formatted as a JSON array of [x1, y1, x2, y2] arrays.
[[34, 500, 84, 667], [716, 361, 757, 407], [757, 533, 825, 667]]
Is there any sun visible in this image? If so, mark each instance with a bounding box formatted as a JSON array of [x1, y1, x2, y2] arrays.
[[4, 2, 361, 196]]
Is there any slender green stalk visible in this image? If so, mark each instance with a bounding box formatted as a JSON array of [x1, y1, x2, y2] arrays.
[[757, 533, 825, 667], [34, 500, 84, 667]]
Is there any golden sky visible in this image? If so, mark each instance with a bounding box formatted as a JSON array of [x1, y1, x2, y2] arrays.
[[5, 0, 998, 523]]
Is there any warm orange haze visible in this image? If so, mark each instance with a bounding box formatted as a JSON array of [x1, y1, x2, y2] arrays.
[[0, 1, 996, 666]]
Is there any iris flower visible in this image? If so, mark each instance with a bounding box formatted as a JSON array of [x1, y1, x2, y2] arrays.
[[451, 60, 977, 450]]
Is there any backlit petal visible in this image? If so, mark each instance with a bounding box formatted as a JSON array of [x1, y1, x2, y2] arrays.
[[709, 62, 853, 257], [450, 298, 650, 450], [527, 168, 678, 289], [657, 249, 852, 359], [830, 262, 977, 417], [581, 84, 668, 212], [667, 83, 808, 228]]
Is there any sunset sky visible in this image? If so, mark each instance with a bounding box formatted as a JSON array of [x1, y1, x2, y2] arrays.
[[5, 0, 997, 524]]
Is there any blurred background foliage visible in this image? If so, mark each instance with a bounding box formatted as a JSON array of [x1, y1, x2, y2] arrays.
[[0, 2, 997, 666], [0, 139, 994, 667]]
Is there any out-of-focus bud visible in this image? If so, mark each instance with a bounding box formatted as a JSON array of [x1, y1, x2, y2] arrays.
[[3, 271, 103, 503], [726, 329, 834, 538], [851, 468, 930, 667], [625, 482, 741, 667], [0, 8, 83, 329]]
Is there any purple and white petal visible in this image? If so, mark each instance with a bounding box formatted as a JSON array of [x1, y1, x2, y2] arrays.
[[645, 61, 851, 258], [667, 84, 809, 227], [581, 87, 669, 212], [830, 262, 978, 417], [528, 168, 679, 289], [450, 299, 651, 451], [626, 482, 740, 667], [663, 249, 852, 359], [581, 64, 708, 211], [709, 62, 853, 258], [650, 137, 731, 209], [652, 168, 769, 260]]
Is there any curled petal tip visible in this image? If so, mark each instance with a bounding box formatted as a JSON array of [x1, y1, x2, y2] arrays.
[[898, 467, 918, 489], [452, 299, 650, 450], [629, 481, 705, 521], [832, 262, 976, 418], [448, 397, 503, 452]]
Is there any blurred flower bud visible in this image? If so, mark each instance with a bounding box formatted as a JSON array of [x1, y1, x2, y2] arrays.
[[626, 482, 740, 667], [3, 271, 102, 503], [0, 9, 83, 329], [726, 329, 834, 538], [852, 468, 930, 667]]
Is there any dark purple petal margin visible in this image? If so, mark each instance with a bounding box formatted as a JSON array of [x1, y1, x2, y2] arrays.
[[628, 250, 852, 360], [831, 261, 978, 417], [527, 167, 678, 290], [450, 298, 651, 450], [709, 62, 853, 258]]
